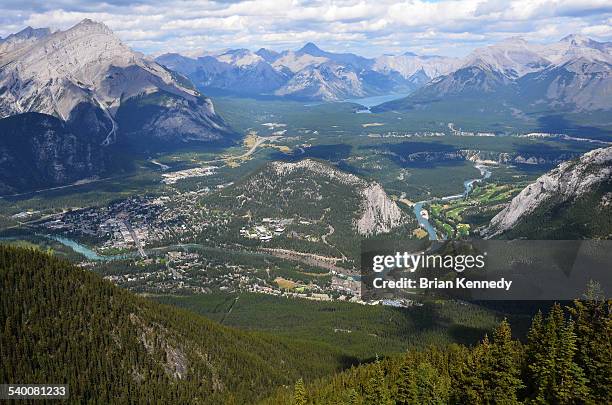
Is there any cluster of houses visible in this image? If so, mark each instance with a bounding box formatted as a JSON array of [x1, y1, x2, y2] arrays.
[[161, 166, 217, 184], [239, 218, 290, 242]]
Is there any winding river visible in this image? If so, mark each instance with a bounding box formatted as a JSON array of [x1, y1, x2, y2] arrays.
[[47, 236, 207, 262], [47, 235, 133, 261], [413, 164, 492, 240], [42, 164, 491, 255]]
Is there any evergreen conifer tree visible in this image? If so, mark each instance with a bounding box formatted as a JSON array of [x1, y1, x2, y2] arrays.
[[294, 378, 307, 405], [554, 319, 589, 403], [415, 361, 449, 405], [489, 319, 523, 404], [395, 355, 418, 405], [568, 282, 612, 404], [364, 359, 391, 405]]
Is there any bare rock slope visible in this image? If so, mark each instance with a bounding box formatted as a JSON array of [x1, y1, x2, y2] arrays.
[[0, 19, 231, 146], [487, 146, 612, 238], [0, 19, 234, 193]]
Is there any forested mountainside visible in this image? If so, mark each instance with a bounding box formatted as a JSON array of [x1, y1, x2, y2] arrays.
[[267, 296, 612, 404], [1, 244, 610, 404], [0, 246, 352, 404], [206, 158, 412, 260], [0, 113, 111, 194], [237, 159, 406, 236], [487, 146, 612, 239]]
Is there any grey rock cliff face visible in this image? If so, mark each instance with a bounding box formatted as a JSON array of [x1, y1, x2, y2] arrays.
[[487, 146, 612, 237], [0, 113, 108, 194], [356, 183, 405, 236], [0, 19, 234, 192], [0, 19, 231, 145]]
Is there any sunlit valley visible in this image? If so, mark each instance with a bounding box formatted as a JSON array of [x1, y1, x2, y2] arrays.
[[1, 9, 610, 404]]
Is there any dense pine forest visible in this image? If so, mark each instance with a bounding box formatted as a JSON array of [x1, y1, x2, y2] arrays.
[[267, 291, 612, 404], [1, 246, 610, 404], [0, 246, 352, 403]]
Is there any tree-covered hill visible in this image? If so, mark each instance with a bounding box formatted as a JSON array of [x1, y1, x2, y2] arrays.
[[265, 293, 612, 404], [2, 246, 610, 404], [0, 246, 353, 403], [203, 158, 414, 261]]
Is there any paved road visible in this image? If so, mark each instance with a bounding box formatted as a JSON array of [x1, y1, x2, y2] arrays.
[[200, 135, 282, 164], [123, 220, 147, 258]]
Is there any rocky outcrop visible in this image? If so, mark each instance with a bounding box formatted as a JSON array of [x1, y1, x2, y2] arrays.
[[460, 149, 583, 166], [356, 183, 405, 236], [271, 159, 406, 235], [486, 146, 612, 237], [0, 113, 108, 194]]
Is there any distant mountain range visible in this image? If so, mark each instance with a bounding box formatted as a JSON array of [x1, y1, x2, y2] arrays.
[[158, 35, 611, 111], [1, 21, 610, 193], [0, 20, 235, 193], [374, 35, 612, 113], [156, 43, 459, 101]]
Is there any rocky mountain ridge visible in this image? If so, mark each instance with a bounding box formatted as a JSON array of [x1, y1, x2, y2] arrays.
[[375, 34, 612, 112], [0, 19, 231, 145], [0, 26, 51, 53], [156, 42, 454, 101], [486, 146, 612, 238], [157, 35, 610, 107], [0, 19, 234, 193]]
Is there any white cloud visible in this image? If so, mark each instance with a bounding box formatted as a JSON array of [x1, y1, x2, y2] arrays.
[[1, 0, 609, 57], [581, 24, 612, 37]]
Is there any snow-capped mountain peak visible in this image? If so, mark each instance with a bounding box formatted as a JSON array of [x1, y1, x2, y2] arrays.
[[561, 34, 593, 46]]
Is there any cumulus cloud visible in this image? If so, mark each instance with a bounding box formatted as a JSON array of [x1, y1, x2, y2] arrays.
[[0, 0, 610, 57]]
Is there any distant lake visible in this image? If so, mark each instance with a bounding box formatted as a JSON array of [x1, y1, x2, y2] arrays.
[[342, 93, 411, 108], [304, 93, 410, 109]]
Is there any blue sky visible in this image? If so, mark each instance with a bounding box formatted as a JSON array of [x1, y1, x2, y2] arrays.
[[1, 0, 611, 57]]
